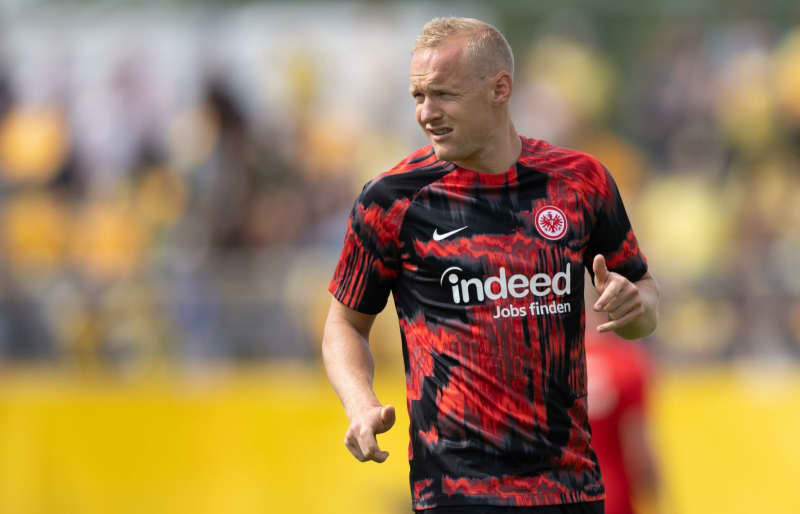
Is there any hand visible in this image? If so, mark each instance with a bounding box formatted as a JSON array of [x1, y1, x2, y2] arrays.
[[592, 254, 645, 333], [344, 404, 396, 463]]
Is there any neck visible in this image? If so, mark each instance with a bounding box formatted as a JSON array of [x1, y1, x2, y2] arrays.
[[453, 121, 522, 174]]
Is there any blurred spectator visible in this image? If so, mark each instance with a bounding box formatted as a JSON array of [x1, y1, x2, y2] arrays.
[[0, 6, 796, 372]]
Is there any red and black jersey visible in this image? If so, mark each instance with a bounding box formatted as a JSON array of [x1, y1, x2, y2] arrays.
[[329, 136, 648, 510]]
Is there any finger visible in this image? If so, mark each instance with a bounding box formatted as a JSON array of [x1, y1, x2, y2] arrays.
[[608, 297, 641, 323], [602, 283, 638, 314], [346, 441, 366, 461], [593, 278, 623, 311], [593, 254, 609, 289], [597, 304, 644, 333], [357, 430, 388, 463], [372, 449, 390, 463], [345, 431, 366, 461], [378, 405, 396, 433]]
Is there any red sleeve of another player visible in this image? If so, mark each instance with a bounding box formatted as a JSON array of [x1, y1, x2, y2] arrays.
[[328, 179, 408, 314], [584, 165, 648, 284]]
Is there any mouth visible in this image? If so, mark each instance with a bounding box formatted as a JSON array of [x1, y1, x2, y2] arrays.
[[427, 127, 453, 142]]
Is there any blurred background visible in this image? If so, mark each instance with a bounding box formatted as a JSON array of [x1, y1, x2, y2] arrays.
[[0, 0, 798, 513]]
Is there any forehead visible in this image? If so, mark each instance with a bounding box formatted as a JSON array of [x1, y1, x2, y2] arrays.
[[410, 39, 472, 87]]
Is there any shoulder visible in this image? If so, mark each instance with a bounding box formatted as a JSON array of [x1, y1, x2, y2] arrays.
[[358, 145, 453, 207], [520, 136, 612, 196], [520, 137, 608, 181], [347, 146, 453, 249], [385, 145, 440, 175]]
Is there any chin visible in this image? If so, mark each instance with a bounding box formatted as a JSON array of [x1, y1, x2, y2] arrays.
[[431, 142, 462, 162]]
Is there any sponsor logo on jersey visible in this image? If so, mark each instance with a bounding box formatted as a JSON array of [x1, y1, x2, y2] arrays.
[[534, 205, 567, 240], [433, 226, 469, 241], [439, 264, 571, 304]]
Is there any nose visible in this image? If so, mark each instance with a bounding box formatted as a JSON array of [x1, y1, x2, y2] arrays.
[[417, 97, 443, 126]]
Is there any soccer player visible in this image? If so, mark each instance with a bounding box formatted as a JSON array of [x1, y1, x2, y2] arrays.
[[586, 331, 660, 514], [322, 17, 660, 514]]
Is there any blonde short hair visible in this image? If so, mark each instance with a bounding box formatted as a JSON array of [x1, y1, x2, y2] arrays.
[[413, 17, 514, 79]]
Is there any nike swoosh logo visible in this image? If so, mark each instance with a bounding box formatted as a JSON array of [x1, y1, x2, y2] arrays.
[[433, 226, 469, 241]]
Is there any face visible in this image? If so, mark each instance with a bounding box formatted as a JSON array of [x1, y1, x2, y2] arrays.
[[409, 39, 496, 165]]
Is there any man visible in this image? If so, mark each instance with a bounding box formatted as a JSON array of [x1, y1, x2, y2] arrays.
[[322, 17, 659, 514]]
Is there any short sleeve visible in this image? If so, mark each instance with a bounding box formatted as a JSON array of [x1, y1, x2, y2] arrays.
[[584, 166, 648, 283], [328, 179, 408, 314]]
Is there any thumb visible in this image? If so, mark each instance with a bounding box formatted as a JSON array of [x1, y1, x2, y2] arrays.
[[593, 254, 609, 289], [379, 404, 396, 432]]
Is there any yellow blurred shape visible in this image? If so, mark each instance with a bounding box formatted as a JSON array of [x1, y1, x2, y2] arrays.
[[167, 107, 219, 172], [525, 37, 615, 123], [716, 51, 777, 152], [286, 48, 319, 117], [64, 308, 105, 375], [70, 201, 147, 280], [354, 132, 408, 191], [657, 298, 736, 353], [774, 26, 800, 119], [301, 114, 360, 178], [0, 107, 68, 184], [135, 167, 187, 229], [576, 132, 648, 198], [1, 192, 69, 273], [751, 158, 796, 231], [637, 175, 731, 281]]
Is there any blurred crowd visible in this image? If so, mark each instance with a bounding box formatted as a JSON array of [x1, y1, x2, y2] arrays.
[[0, 4, 798, 375]]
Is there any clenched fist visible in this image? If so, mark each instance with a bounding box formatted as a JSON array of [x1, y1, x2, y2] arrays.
[[344, 404, 396, 463]]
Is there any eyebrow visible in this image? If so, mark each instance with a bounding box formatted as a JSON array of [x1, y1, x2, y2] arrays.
[[409, 85, 455, 96]]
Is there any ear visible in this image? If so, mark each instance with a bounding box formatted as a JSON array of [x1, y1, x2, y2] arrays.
[[490, 71, 513, 105]]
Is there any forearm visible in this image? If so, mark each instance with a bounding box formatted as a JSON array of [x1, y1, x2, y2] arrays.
[[614, 276, 660, 340], [322, 318, 381, 420]]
